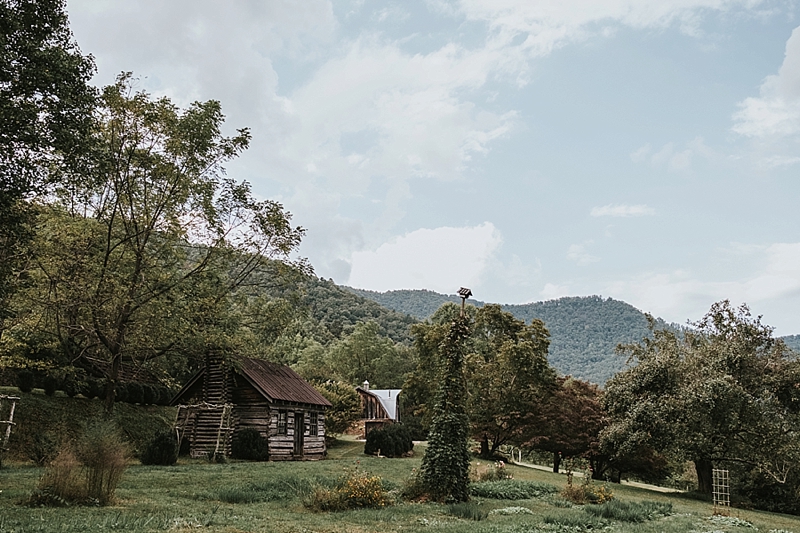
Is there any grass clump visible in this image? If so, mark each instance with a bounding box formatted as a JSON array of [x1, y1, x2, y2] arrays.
[[447, 501, 488, 520], [584, 499, 672, 522], [706, 515, 757, 529], [208, 473, 329, 503], [469, 479, 558, 500], [305, 467, 393, 511], [543, 509, 608, 530], [489, 506, 534, 515]]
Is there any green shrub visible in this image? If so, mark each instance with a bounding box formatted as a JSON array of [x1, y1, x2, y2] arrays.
[[157, 386, 174, 406], [16, 370, 35, 393], [584, 499, 672, 522], [43, 374, 59, 396], [140, 430, 178, 466], [447, 502, 488, 520], [114, 382, 128, 403], [364, 424, 414, 457], [231, 428, 269, 461], [86, 378, 104, 400], [469, 479, 558, 500], [62, 379, 77, 397], [561, 472, 614, 504], [126, 382, 143, 404], [141, 384, 157, 405]]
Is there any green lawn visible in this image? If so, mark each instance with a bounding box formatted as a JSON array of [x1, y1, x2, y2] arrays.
[[2, 437, 800, 533]]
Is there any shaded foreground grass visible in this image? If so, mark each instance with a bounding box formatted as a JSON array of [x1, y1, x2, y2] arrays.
[[2, 437, 800, 533]]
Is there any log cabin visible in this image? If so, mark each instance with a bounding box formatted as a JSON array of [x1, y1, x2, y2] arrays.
[[171, 355, 331, 460]]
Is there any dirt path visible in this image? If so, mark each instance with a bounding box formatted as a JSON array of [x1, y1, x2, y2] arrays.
[[511, 460, 682, 494]]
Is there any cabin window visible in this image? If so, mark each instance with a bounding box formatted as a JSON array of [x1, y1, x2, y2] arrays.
[[277, 410, 287, 435], [310, 412, 318, 436]]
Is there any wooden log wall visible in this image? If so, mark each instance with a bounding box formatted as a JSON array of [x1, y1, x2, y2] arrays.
[[231, 378, 326, 461]]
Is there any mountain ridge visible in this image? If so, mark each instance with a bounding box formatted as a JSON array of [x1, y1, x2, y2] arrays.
[[344, 288, 799, 384]]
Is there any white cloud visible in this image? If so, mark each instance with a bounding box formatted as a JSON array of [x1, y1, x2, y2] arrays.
[[347, 223, 502, 293], [283, 39, 518, 192], [603, 242, 800, 333], [567, 242, 600, 265], [590, 204, 655, 217], [733, 26, 800, 137], [540, 283, 572, 300], [453, 0, 765, 70], [631, 137, 715, 172]]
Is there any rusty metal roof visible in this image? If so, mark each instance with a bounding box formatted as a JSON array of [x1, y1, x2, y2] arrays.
[[238, 358, 331, 407]]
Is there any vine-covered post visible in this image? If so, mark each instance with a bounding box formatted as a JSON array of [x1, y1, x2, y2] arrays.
[[419, 302, 472, 501]]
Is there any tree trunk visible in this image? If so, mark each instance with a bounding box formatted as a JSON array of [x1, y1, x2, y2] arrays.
[[695, 458, 713, 494], [104, 353, 121, 413], [480, 434, 490, 458], [589, 456, 606, 480], [553, 451, 561, 473]]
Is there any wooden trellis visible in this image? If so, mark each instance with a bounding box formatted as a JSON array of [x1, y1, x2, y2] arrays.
[[0, 394, 20, 465], [712, 468, 730, 515]]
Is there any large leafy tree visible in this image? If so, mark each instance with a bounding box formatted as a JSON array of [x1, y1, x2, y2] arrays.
[[327, 321, 414, 389], [526, 377, 606, 473], [404, 303, 556, 457], [603, 301, 800, 493], [13, 74, 305, 410], [0, 0, 97, 323], [468, 304, 555, 457]]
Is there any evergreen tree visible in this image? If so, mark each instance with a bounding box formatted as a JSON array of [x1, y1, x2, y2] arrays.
[[419, 314, 471, 502]]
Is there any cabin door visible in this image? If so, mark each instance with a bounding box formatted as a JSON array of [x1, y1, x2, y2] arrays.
[[293, 412, 304, 457]]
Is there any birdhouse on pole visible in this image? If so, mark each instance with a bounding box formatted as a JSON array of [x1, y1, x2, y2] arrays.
[[458, 287, 472, 317]]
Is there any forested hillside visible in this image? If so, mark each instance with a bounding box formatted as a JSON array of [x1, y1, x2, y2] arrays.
[[346, 288, 465, 319], [783, 334, 800, 353], [276, 277, 417, 345], [346, 288, 674, 383]]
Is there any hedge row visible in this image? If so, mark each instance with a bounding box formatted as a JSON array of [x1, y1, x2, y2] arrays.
[[15, 370, 175, 405]]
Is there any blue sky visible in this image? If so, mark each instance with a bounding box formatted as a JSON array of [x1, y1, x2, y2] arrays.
[[67, 0, 800, 334]]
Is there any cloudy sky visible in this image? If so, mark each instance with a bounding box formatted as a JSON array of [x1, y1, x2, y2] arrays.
[[67, 0, 800, 334]]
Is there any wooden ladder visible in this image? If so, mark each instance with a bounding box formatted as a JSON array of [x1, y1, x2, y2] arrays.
[[0, 395, 20, 466]]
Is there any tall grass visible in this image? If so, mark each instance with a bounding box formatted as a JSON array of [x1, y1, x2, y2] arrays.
[[78, 421, 129, 505], [28, 420, 129, 506], [447, 501, 488, 520], [584, 499, 673, 522], [206, 472, 333, 503], [30, 448, 86, 505], [469, 479, 558, 499]]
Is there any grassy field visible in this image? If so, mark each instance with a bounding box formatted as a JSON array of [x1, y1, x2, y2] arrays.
[[2, 436, 800, 533]]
